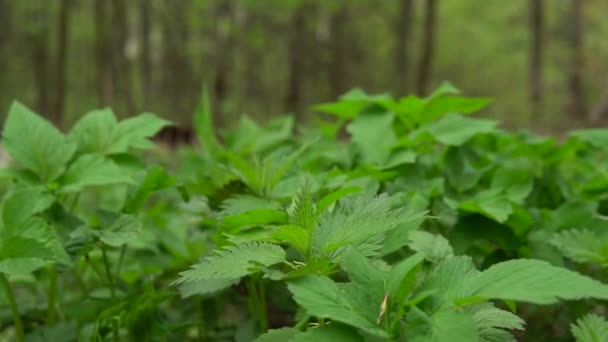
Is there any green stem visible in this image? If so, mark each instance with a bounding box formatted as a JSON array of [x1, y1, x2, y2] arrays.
[[197, 297, 206, 341], [0, 273, 24, 342], [101, 247, 119, 341], [101, 248, 116, 301], [246, 278, 268, 332], [47, 264, 57, 325], [258, 280, 268, 332], [116, 245, 127, 280]]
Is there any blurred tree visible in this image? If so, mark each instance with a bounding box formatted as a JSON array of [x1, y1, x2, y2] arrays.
[[566, 0, 586, 119], [139, 0, 152, 110], [285, 2, 314, 119], [529, 0, 544, 116], [328, 4, 351, 99], [395, 0, 414, 95], [213, 0, 234, 124], [0, 0, 10, 94], [112, 0, 136, 116], [416, 0, 437, 96], [590, 84, 608, 123], [52, 0, 72, 127], [95, 0, 113, 108], [25, 2, 51, 116]]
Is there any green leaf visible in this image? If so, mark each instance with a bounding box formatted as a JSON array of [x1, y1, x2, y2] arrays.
[[289, 182, 317, 231], [58, 154, 134, 193], [417, 113, 497, 146], [316, 187, 360, 213], [2, 187, 55, 229], [387, 253, 425, 304], [176, 242, 285, 290], [2, 101, 76, 181], [273, 225, 312, 257], [420, 96, 492, 123], [458, 189, 513, 223], [571, 314, 608, 342], [254, 328, 299, 342], [105, 113, 171, 154], [68, 108, 118, 155], [571, 128, 608, 148], [312, 194, 417, 259], [96, 215, 142, 247], [287, 275, 389, 337], [291, 325, 363, 341], [408, 231, 454, 263], [463, 259, 608, 304], [221, 209, 288, 231], [0, 258, 50, 275], [406, 308, 479, 342], [347, 112, 397, 165], [550, 229, 608, 266], [123, 167, 177, 213], [178, 277, 238, 297], [194, 89, 223, 154], [472, 307, 524, 341]]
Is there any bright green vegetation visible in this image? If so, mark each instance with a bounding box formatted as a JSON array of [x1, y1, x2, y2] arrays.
[[2, 85, 608, 341]]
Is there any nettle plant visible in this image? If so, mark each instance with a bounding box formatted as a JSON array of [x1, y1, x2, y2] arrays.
[[0, 102, 175, 341]]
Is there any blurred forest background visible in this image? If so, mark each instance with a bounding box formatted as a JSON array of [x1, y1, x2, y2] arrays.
[[0, 0, 608, 132]]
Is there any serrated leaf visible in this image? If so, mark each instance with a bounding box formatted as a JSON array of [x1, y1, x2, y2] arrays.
[[550, 229, 608, 266], [291, 325, 363, 341], [458, 189, 513, 223], [176, 242, 285, 286], [406, 308, 479, 342], [254, 328, 299, 342], [417, 113, 497, 146], [105, 113, 171, 154], [68, 108, 118, 155], [571, 314, 608, 342], [221, 209, 288, 231], [97, 215, 142, 247], [347, 112, 397, 165], [2, 187, 55, 229], [287, 275, 389, 337], [408, 231, 454, 263], [472, 307, 524, 342], [463, 259, 608, 304], [123, 166, 177, 213], [289, 182, 316, 231], [273, 225, 311, 257], [2, 101, 76, 181], [178, 277, 238, 297], [59, 154, 134, 193]]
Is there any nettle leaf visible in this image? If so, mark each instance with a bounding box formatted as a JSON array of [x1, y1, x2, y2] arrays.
[[347, 111, 397, 166], [2, 187, 55, 229], [408, 231, 454, 263], [68, 108, 118, 155], [176, 242, 285, 296], [550, 229, 608, 266], [291, 325, 364, 341], [287, 275, 389, 337], [58, 154, 134, 193], [96, 215, 142, 247], [406, 307, 479, 342], [420, 95, 492, 123], [571, 314, 608, 342], [457, 188, 513, 223], [220, 195, 282, 217], [288, 182, 317, 231], [273, 225, 311, 257], [221, 209, 288, 231], [2, 102, 76, 181], [472, 307, 524, 342], [416, 113, 497, 146], [387, 253, 425, 304], [254, 327, 299, 342], [123, 166, 178, 213], [462, 259, 608, 305], [312, 194, 419, 259], [105, 113, 171, 154]]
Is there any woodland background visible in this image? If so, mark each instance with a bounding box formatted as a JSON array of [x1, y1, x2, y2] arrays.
[[0, 0, 608, 131]]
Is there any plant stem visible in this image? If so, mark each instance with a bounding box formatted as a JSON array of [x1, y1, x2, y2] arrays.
[[197, 297, 206, 340], [47, 264, 57, 325], [101, 247, 116, 301], [246, 278, 268, 332], [101, 247, 120, 341], [0, 273, 24, 342], [258, 280, 268, 332], [116, 245, 127, 279]]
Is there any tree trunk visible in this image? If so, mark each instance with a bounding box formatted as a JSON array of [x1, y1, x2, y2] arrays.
[[285, 4, 311, 120], [52, 0, 71, 127], [0, 0, 10, 92], [567, 0, 586, 119], [213, 0, 234, 124], [112, 0, 136, 116], [26, 5, 50, 117], [328, 5, 350, 99], [95, 0, 113, 107], [395, 0, 414, 95], [139, 0, 152, 110], [416, 0, 437, 96], [529, 0, 544, 116], [590, 84, 608, 124]]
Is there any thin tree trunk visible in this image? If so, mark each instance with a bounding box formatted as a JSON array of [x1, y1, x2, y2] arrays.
[[139, 0, 152, 110], [213, 0, 233, 124], [328, 5, 350, 99], [95, 0, 112, 107], [567, 0, 586, 119], [590, 84, 608, 124], [52, 0, 71, 127], [0, 0, 10, 91], [112, 0, 136, 116], [285, 4, 310, 120], [395, 0, 414, 95], [529, 0, 544, 115], [416, 0, 437, 96]]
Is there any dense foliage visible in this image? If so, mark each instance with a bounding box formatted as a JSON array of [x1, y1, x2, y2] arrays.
[[3, 85, 608, 341]]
